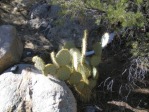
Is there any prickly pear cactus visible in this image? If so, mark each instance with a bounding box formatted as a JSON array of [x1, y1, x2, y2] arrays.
[[43, 64, 58, 76], [92, 67, 99, 80], [75, 81, 92, 102], [56, 66, 71, 81], [50, 51, 59, 67], [93, 42, 102, 56], [70, 48, 82, 71], [69, 72, 82, 85], [63, 41, 75, 50], [88, 79, 97, 89], [32, 56, 45, 71], [77, 63, 91, 80], [90, 55, 101, 66], [32, 30, 103, 102], [56, 49, 72, 66]]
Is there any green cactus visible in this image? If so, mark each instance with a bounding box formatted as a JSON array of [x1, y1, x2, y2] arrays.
[[63, 41, 75, 50], [32, 29, 103, 102], [56, 66, 71, 81], [77, 63, 91, 79], [32, 56, 45, 71], [56, 49, 72, 66], [50, 52, 59, 67], [92, 67, 99, 80], [70, 48, 82, 71], [43, 64, 58, 76], [81, 30, 88, 64], [93, 42, 102, 56], [90, 55, 101, 66], [88, 79, 97, 89], [75, 82, 91, 102], [68, 71, 82, 85], [74, 81, 85, 93], [81, 84, 92, 102]]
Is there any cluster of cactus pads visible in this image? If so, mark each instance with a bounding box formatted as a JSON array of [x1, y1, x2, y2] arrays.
[[32, 30, 102, 102]]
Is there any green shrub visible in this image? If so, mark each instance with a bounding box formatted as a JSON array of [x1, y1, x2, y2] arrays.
[[49, 0, 146, 29]]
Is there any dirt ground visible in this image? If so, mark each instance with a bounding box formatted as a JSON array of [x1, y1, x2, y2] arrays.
[[0, 1, 149, 112]]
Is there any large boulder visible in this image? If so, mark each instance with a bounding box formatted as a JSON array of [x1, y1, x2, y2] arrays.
[[0, 64, 77, 112], [0, 25, 23, 73]]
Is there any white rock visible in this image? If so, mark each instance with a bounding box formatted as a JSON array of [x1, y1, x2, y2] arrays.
[[0, 64, 77, 112], [101, 32, 115, 48]]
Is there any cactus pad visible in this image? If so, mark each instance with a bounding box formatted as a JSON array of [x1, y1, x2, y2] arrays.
[[93, 42, 102, 55], [43, 64, 57, 76], [88, 79, 97, 89], [69, 72, 82, 85], [56, 66, 71, 81], [90, 55, 101, 66], [74, 81, 85, 93], [81, 85, 91, 102], [50, 52, 59, 67], [92, 67, 99, 80], [56, 49, 72, 66], [78, 63, 91, 79], [75, 82, 91, 102], [70, 48, 82, 70], [32, 56, 45, 71], [63, 41, 75, 50], [81, 30, 88, 64]]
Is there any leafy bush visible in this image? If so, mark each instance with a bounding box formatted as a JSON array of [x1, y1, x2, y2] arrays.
[[49, 0, 147, 29]]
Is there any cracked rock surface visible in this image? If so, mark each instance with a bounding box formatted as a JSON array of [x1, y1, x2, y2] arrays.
[[0, 64, 77, 112]]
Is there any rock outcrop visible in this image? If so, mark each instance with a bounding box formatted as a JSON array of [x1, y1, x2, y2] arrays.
[[0, 64, 77, 112], [29, 2, 98, 49], [0, 25, 23, 73], [13, 0, 41, 8]]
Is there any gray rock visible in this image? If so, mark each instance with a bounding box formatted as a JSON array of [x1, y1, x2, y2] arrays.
[[85, 105, 103, 112], [13, 0, 41, 8], [29, 18, 41, 29], [0, 64, 77, 112], [28, 3, 51, 29], [29, 3, 51, 19], [85, 106, 96, 112], [0, 25, 23, 73], [29, 3, 97, 49]]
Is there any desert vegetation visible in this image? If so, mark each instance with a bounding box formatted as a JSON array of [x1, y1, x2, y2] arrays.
[[0, 0, 149, 111]]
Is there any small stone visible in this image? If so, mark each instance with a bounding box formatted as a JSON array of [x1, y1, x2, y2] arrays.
[[26, 51, 32, 55], [85, 106, 96, 112], [10, 65, 18, 73], [43, 45, 50, 50], [85, 105, 103, 112]]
